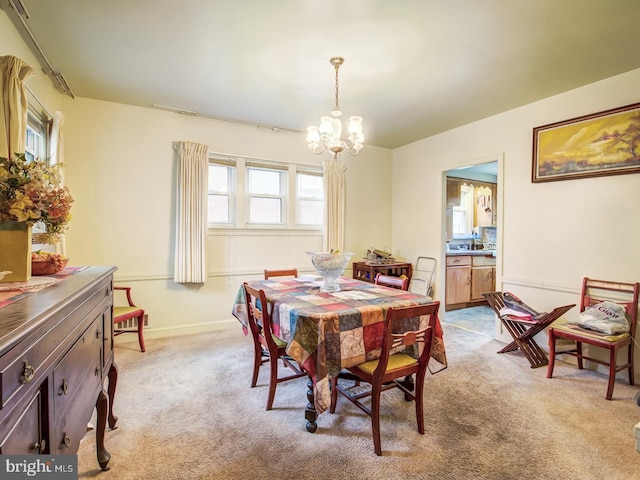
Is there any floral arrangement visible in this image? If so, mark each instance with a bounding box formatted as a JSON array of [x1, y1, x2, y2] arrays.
[[0, 153, 73, 243]]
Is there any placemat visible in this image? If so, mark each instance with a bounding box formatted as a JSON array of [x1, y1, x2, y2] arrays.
[[0, 266, 89, 309]]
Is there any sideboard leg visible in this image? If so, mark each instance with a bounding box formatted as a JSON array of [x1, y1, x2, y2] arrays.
[[96, 390, 111, 471], [107, 362, 119, 429]]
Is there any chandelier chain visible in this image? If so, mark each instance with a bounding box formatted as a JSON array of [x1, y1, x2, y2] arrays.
[[334, 61, 340, 113]]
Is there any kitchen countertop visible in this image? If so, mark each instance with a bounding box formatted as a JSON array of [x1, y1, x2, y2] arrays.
[[446, 250, 496, 257]]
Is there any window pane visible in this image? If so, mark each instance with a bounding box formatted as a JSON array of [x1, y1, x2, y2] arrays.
[[249, 168, 280, 195], [209, 165, 229, 192], [298, 173, 323, 199], [298, 199, 323, 226], [208, 194, 229, 223], [249, 197, 282, 224]]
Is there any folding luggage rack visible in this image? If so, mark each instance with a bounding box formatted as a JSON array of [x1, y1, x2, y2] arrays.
[[483, 291, 575, 368], [409, 257, 437, 297]]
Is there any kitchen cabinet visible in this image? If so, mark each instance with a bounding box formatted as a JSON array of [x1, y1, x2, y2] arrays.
[[474, 185, 496, 227], [446, 254, 496, 310], [471, 255, 496, 300], [0, 266, 117, 470], [445, 255, 471, 308]]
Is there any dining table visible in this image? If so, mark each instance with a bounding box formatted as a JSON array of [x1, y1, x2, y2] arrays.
[[232, 275, 447, 432]]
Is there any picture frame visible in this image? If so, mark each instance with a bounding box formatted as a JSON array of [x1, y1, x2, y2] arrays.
[[532, 102, 640, 183]]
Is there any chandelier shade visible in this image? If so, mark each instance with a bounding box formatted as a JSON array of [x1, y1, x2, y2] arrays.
[[307, 57, 364, 159]]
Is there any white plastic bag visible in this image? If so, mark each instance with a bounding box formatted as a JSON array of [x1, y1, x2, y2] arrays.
[[572, 301, 629, 334]]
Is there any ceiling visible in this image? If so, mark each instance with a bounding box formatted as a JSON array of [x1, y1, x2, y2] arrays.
[[4, 0, 640, 149]]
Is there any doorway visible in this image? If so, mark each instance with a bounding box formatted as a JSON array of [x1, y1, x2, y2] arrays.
[[443, 159, 500, 337]]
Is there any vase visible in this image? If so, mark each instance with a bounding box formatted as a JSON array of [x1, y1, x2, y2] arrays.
[[0, 221, 32, 283]]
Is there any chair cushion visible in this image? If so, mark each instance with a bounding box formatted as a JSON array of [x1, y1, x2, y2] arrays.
[[113, 306, 143, 320], [271, 334, 288, 348], [552, 324, 630, 343], [356, 352, 417, 375]]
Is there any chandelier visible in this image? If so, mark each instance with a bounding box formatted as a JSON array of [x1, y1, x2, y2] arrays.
[[306, 57, 364, 159]]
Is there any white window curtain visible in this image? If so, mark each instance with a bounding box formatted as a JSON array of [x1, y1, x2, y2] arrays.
[[0, 55, 35, 158], [173, 141, 209, 284], [50, 111, 66, 255], [322, 158, 347, 252], [50, 110, 64, 166]]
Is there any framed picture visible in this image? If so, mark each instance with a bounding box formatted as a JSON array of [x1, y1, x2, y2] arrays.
[[532, 102, 640, 183]]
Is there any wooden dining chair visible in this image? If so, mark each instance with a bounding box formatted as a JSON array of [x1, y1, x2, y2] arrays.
[[113, 286, 146, 352], [264, 268, 298, 280], [329, 301, 440, 455], [374, 273, 409, 291], [243, 283, 305, 410], [547, 277, 640, 400]]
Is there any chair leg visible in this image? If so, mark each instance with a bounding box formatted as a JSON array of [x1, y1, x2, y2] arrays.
[[371, 383, 383, 456], [546, 331, 556, 378], [414, 371, 426, 435], [265, 353, 279, 410], [606, 348, 616, 400], [576, 342, 583, 369], [136, 313, 146, 352], [628, 346, 635, 386], [250, 340, 262, 388]]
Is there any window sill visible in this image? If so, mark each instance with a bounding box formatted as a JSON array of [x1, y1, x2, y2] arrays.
[[208, 227, 322, 237]]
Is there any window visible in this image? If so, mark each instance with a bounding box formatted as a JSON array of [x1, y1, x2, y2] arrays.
[[297, 171, 323, 226], [208, 155, 323, 230], [247, 163, 285, 225], [25, 110, 49, 162], [452, 184, 474, 236], [207, 162, 234, 225], [24, 99, 52, 242]]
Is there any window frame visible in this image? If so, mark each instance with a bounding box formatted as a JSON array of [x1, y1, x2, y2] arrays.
[[207, 154, 323, 232], [207, 159, 236, 227], [245, 161, 287, 227], [295, 168, 324, 227]]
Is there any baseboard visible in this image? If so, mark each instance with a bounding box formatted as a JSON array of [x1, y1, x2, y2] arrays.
[[113, 318, 238, 346]]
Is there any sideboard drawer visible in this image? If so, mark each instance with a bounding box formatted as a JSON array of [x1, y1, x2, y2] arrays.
[[52, 316, 103, 454]]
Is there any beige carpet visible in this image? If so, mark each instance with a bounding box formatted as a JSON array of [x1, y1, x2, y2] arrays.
[[78, 323, 640, 480]]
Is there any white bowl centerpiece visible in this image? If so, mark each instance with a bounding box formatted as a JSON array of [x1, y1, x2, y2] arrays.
[[306, 251, 354, 292]]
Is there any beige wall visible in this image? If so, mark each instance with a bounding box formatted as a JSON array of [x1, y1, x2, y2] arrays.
[[392, 68, 640, 378], [58, 97, 393, 337]]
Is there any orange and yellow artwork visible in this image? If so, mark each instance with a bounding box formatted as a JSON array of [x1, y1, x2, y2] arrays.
[[532, 102, 640, 182]]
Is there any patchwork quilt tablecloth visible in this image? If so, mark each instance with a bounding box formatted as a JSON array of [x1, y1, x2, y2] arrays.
[[232, 277, 447, 414]]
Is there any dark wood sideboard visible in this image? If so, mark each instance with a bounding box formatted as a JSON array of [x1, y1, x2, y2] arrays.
[[0, 266, 118, 471], [352, 261, 413, 284]]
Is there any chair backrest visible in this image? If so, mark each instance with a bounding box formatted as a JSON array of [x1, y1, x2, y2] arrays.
[[264, 268, 298, 280], [374, 302, 440, 377], [374, 273, 409, 290], [243, 283, 277, 351], [580, 277, 640, 337]]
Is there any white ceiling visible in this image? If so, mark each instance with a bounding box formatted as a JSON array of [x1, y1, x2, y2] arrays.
[[5, 0, 640, 149]]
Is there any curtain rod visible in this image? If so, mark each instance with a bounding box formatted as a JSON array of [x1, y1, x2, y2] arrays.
[[208, 150, 322, 171], [8, 0, 75, 98]]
